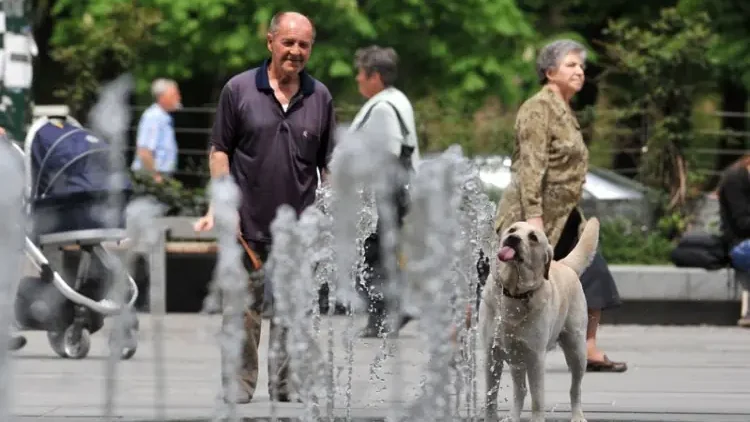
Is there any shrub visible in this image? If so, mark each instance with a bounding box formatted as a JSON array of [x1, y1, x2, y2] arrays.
[[599, 217, 674, 265], [130, 171, 208, 217]]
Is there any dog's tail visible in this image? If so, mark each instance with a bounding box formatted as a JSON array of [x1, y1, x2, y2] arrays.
[[559, 217, 600, 276]]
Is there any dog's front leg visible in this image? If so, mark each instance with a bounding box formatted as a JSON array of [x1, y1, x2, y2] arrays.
[[485, 338, 504, 421], [507, 364, 527, 422], [526, 354, 546, 422]]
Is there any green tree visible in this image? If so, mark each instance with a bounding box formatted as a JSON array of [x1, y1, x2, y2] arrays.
[[48, 0, 161, 116], [678, 0, 750, 178], [678, 0, 750, 87], [355, 0, 536, 108], [598, 7, 717, 210], [49, 0, 537, 110]]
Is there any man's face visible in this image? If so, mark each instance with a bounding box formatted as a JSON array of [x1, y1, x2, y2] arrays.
[[160, 85, 182, 112], [355, 68, 383, 99], [267, 16, 314, 77]]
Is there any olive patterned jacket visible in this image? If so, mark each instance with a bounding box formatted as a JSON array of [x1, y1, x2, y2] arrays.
[[494, 85, 589, 247]]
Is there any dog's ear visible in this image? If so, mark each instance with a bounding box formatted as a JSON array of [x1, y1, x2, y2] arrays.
[[544, 244, 553, 279]]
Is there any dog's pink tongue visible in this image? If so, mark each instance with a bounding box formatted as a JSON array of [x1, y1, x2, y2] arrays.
[[497, 246, 516, 262]]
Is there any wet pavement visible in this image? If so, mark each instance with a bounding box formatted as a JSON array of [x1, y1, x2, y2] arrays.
[[10, 314, 750, 421]]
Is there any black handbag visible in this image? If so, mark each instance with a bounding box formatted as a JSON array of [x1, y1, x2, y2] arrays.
[[670, 231, 729, 270]]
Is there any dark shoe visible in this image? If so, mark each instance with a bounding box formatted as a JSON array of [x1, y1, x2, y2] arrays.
[[586, 355, 627, 373], [398, 314, 414, 330], [360, 314, 413, 338], [271, 391, 302, 403], [8, 333, 26, 351]]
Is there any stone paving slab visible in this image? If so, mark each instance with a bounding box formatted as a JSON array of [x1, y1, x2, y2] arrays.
[[7, 314, 750, 421]]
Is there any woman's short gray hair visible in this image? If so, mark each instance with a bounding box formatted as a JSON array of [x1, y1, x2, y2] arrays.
[[354, 45, 399, 87], [536, 39, 587, 85]]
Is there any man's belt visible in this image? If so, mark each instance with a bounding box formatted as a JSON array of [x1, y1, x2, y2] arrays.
[[237, 235, 263, 270]]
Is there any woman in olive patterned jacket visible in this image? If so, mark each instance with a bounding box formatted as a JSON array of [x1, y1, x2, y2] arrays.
[[492, 39, 626, 373]]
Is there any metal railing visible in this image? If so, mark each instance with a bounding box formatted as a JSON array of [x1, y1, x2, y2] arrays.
[[130, 105, 750, 184]]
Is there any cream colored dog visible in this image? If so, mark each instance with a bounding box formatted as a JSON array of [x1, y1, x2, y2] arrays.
[[479, 218, 600, 422]]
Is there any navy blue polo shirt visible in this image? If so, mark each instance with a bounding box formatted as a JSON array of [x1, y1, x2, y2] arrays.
[[210, 60, 336, 243]]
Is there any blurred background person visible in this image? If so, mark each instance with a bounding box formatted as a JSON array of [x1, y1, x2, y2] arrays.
[[717, 154, 750, 327], [130, 78, 182, 184]]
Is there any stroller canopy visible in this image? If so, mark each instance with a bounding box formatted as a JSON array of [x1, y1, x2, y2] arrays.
[[25, 117, 132, 237], [27, 119, 130, 202]]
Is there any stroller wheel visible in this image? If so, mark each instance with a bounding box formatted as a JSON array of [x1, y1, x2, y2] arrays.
[[50, 325, 91, 359]]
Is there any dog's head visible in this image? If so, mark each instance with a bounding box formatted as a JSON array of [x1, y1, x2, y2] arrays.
[[495, 221, 554, 291]]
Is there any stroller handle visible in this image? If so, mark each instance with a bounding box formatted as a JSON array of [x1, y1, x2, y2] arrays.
[[24, 237, 138, 315]]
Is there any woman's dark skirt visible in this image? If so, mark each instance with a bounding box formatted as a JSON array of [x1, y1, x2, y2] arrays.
[[554, 210, 622, 311]]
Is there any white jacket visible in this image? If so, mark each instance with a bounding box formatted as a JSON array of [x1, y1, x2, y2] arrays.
[[348, 87, 421, 170]]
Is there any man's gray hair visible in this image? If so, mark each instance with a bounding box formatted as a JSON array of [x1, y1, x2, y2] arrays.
[[151, 78, 177, 100], [536, 39, 587, 85], [269, 11, 316, 41], [354, 45, 399, 87]]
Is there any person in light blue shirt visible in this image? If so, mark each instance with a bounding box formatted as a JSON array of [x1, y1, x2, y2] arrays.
[[131, 78, 182, 182]]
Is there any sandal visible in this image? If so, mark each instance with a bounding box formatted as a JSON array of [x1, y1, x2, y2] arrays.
[[586, 355, 627, 373]]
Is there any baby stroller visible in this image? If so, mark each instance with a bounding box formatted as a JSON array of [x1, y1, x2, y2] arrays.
[[11, 113, 140, 360]]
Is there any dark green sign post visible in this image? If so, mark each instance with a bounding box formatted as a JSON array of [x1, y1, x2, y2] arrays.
[[0, 0, 34, 142]]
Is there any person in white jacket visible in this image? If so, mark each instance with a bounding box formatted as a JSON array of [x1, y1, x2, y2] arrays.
[[348, 45, 420, 338]]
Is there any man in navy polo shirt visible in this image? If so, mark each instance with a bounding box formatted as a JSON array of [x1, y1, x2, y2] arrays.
[[194, 11, 336, 404]]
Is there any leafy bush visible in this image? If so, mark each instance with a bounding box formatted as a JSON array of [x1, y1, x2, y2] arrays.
[[599, 217, 674, 265], [130, 171, 208, 217], [412, 96, 516, 156]]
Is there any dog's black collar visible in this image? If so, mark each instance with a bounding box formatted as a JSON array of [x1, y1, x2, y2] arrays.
[[502, 286, 535, 302]]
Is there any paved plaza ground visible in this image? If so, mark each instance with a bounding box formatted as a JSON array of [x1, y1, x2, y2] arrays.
[[8, 314, 750, 421]]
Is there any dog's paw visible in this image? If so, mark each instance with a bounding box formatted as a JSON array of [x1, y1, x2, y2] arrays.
[[570, 417, 587, 422]]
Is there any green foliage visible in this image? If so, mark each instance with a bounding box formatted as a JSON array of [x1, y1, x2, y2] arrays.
[[600, 218, 674, 265], [678, 0, 750, 87], [48, 0, 162, 116], [357, 0, 536, 106], [130, 171, 208, 217], [656, 211, 689, 240], [135, 0, 377, 93], [411, 96, 516, 155], [49, 0, 538, 110], [598, 7, 716, 210]]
